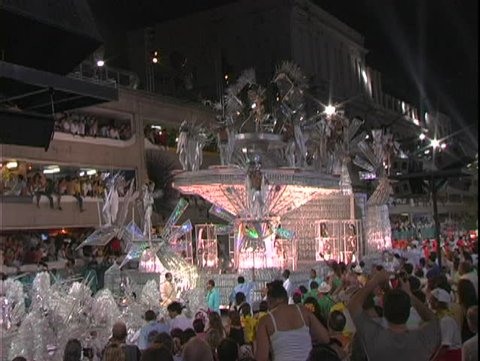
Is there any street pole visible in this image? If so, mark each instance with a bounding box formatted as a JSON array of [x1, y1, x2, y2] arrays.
[[431, 179, 442, 268]]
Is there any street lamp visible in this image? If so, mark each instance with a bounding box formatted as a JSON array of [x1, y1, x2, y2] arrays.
[[324, 105, 336, 116], [431, 138, 440, 149]]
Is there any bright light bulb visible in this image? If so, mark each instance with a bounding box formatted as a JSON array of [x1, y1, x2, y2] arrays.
[[324, 105, 336, 116], [440, 143, 447, 149], [6, 161, 18, 169], [431, 139, 440, 149], [96, 60, 105, 67], [419, 133, 426, 140], [152, 57, 158, 64]]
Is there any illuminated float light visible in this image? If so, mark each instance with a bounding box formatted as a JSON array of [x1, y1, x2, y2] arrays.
[[276, 227, 295, 240], [362, 69, 368, 84], [245, 227, 259, 239], [419, 133, 426, 140], [440, 143, 447, 149]]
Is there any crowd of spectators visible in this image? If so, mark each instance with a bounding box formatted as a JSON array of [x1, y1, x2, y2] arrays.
[[27, 232, 475, 361], [0, 230, 125, 292], [144, 126, 172, 149], [55, 112, 132, 140], [1, 170, 120, 208], [0, 231, 87, 268]]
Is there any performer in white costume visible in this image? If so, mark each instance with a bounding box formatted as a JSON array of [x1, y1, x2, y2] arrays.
[[142, 181, 155, 239]]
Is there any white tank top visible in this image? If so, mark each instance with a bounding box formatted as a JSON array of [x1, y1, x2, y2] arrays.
[[268, 305, 312, 361]]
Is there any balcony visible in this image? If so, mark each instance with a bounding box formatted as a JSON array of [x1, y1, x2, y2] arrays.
[[0, 195, 104, 230], [389, 196, 477, 216]]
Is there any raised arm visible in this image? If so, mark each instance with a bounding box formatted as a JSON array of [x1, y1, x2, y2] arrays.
[[305, 308, 330, 344], [347, 269, 389, 316], [399, 278, 437, 322]]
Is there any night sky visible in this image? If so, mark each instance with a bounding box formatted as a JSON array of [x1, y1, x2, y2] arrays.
[[89, 0, 478, 133]]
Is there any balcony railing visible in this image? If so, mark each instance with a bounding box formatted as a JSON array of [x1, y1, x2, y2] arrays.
[[69, 61, 139, 89]]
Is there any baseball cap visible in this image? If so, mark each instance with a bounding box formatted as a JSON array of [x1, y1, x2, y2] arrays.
[[431, 288, 451, 304]]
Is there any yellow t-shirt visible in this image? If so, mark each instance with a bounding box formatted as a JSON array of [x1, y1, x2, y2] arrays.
[[241, 315, 259, 343]]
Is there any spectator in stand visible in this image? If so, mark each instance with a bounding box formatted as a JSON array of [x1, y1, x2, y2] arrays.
[[317, 282, 335, 322], [66, 176, 84, 212], [255, 280, 330, 361], [207, 312, 226, 339], [459, 261, 478, 297], [227, 310, 245, 345], [81, 180, 89, 197], [139, 347, 173, 361], [167, 302, 192, 331], [103, 343, 126, 361], [193, 318, 207, 341], [182, 337, 214, 361], [347, 269, 441, 361], [88, 117, 98, 137], [303, 296, 327, 328], [34, 173, 54, 209], [217, 338, 239, 361], [309, 268, 323, 290], [303, 281, 321, 303], [24, 246, 37, 265], [429, 288, 462, 361], [56, 177, 67, 210], [138, 310, 170, 351], [462, 306, 478, 361], [99, 125, 109, 137], [205, 328, 223, 358], [110, 126, 120, 139], [10, 174, 27, 196], [62, 113, 71, 133], [105, 321, 141, 361], [457, 279, 478, 342], [63, 339, 82, 361], [152, 332, 175, 355]]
